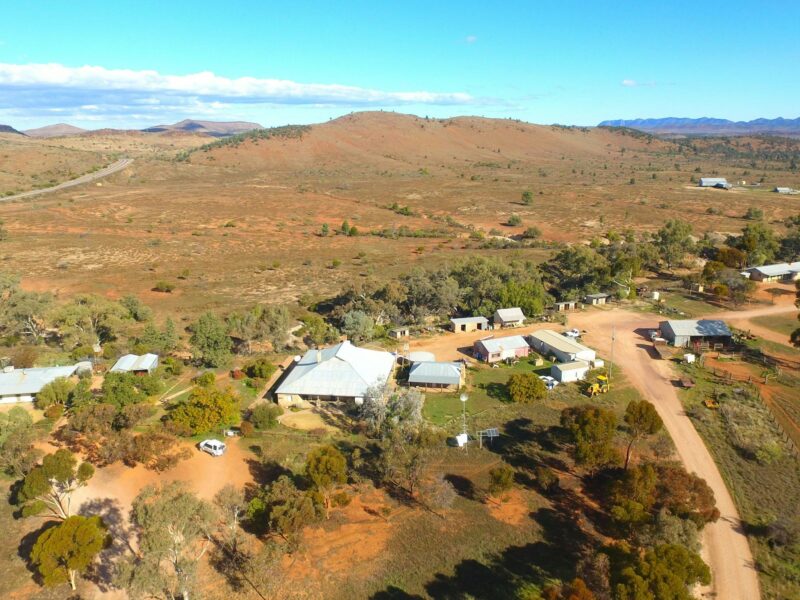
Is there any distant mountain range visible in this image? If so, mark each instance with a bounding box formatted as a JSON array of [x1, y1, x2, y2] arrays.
[[598, 117, 800, 136], [0, 119, 263, 139], [141, 119, 263, 137]]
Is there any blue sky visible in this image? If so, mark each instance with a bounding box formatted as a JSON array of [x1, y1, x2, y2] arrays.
[[1, 0, 798, 129]]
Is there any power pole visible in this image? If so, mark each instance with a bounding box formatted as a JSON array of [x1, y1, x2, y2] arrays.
[[609, 325, 616, 387]]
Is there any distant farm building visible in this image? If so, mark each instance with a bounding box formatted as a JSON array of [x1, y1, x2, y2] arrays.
[[744, 262, 800, 282], [551, 361, 591, 383], [553, 300, 578, 312], [493, 307, 526, 328], [698, 177, 731, 189], [528, 330, 596, 364], [473, 335, 530, 363], [450, 316, 490, 333], [774, 187, 798, 195], [110, 353, 159, 375], [408, 361, 465, 391], [584, 293, 610, 306], [275, 341, 394, 405], [389, 327, 410, 340], [659, 319, 732, 348], [0, 365, 79, 404]]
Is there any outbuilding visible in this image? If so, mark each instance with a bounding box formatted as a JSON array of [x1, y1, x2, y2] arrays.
[[584, 293, 610, 306], [408, 361, 465, 391], [473, 335, 530, 363], [745, 262, 800, 283], [551, 361, 591, 383], [450, 316, 490, 333], [528, 330, 596, 363], [774, 187, 797, 195], [659, 319, 732, 348], [492, 307, 526, 328], [389, 327, 410, 340], [0, 365, 79, 404], [553, 300, 578, 312], [110, 353, 159, 375], [699, 177, 731, 189]]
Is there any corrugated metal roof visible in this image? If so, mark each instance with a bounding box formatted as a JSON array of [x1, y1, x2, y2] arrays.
[[584, 293, 610, 300], [552, 360, 590, 372], [699, 177, 728, 186], [748, 262, 800, 277], [661, 319, 732, 337], [110, 353, 159, 373], [528, 330, 593, 356], [450, 316, 489, 325], [476, 335, 529, 353], [494, 307, 526, 322], [409, 361, 463, 386], [0, 366, 78, 397], [275, 341, 394, 398]]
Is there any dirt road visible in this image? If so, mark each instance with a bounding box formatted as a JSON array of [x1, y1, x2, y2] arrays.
[[1, 158, 133, 202], [569, 308, 763, 600]]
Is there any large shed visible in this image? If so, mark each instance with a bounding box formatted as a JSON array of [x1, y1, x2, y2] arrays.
[[473, 335, 530, 363], [450, 316, 490, 333], [659, 319, 732, 348], [745, 262, 800, 282], [699, 177, 731, 189], [110, 353, 159, 375], [551, 361, 591, 383], [528, 330, 596, 364], [275, 341, 394, 405], [408, 361, 464, 391], [0, 365, 79, 404]]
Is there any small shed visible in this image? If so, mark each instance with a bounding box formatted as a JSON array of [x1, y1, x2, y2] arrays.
[[408, 361, 464, 391], [389, 327, 410, 340], [584, 293, 610, 306], [110, 353, 159, 375], [473, 335, 530, 363], [551, 361, 590, 383], [450, 316, 490, 333], [493, 307, 526, 328], [554, 300, 578, 312]]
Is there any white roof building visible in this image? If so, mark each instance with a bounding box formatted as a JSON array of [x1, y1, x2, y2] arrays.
[[0, 365, 79, 404], [110, 353, 159, 374], [528, 330, 596, 364], [275, 341, 394, 401], [408, 361, 464, 388]]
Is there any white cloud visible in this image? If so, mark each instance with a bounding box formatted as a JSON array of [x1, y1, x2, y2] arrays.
[[0, 62, 474, 106], [621, 79, 638, 87], [465, 35, 478, 44]]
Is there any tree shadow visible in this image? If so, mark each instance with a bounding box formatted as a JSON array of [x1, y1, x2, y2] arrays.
[[370, 586, 425, 599], [444, 474, 478, 501], [481, 382, 511, 403], [79, 497, 131, 592]]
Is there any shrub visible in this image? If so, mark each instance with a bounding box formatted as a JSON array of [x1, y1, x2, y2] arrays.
[[193, 371, 216, 387], [240, 421, 255, 437], [153, 281, 175, 293], [249, 403, 283, 430], [507, 372, 546, 404], [488, 464, 515, 497], [507, 214, 522, 226], [535, 466, 559, 493], [44, 404, 65, 420], [243, 358, 277, 380]]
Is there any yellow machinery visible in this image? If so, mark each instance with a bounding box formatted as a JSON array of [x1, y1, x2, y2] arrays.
[[587, 375, 610, 397], [703, 398, 720, 410]]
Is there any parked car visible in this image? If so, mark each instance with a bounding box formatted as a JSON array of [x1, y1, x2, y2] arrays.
[[539, 375, 559, 390], [564, 328, 581, 338], [199, 439, 226, 456]]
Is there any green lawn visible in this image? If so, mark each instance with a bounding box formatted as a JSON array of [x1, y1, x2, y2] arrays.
[[652, 291, 721, 318], [752, 314, 798, 338]]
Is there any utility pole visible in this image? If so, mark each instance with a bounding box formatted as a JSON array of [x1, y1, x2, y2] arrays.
[[609, 325, 616, 387]]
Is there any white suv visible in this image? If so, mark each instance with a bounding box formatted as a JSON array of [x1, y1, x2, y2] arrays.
[[199, 439, 226, 456], [539, 375, 559, 390]]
